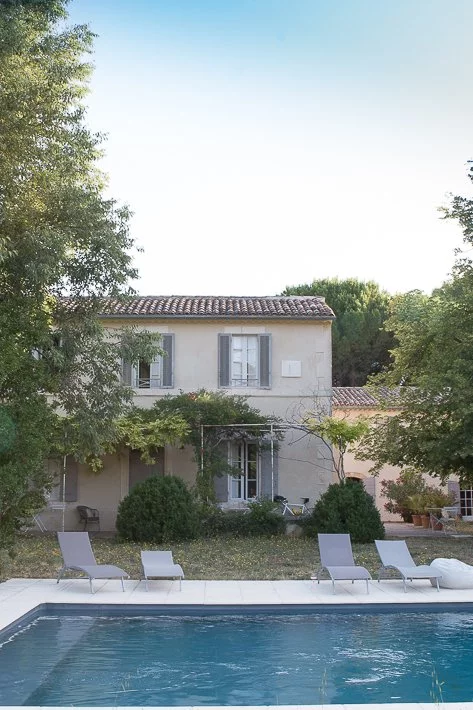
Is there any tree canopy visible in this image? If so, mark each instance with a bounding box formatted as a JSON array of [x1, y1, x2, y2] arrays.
[[149, 389, 279, 500], [0, 0, 159, 548], [281, 278, 395, 385], [357, 168, 473, 484]]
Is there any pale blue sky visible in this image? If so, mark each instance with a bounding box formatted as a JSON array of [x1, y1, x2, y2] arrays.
[[67, 0, 473, 296]]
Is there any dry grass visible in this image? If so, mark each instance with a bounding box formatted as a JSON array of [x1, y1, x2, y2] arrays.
[[2, 529, 473, 582]]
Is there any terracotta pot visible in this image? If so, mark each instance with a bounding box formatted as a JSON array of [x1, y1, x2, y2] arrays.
[[412, 514, 422, 526], [421, 514, 430, 529]]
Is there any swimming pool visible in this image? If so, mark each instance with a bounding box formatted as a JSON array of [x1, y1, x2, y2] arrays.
[[1, 604, 472, 706]]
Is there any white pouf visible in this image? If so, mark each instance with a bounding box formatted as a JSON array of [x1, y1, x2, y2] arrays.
[[430, 558, 473, 589]]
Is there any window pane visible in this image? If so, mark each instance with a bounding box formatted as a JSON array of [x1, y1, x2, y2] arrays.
[[231, 335, 258, 387], [138, 361, 151, 388]]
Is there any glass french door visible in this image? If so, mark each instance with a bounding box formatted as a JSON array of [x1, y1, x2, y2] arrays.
[[228, 441, 259, 501]]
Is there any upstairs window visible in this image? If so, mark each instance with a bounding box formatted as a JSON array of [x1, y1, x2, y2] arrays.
[[218, 333, 271, 389], [122, 334, 174, 389]]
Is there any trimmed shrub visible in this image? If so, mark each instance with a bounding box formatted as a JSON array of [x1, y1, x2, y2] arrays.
[[116, 475, 199, 542], [198, 499, 286, 537], [245, 498, 286, 536], [304, 480, 385, 543], [198, 505, 250, 537]]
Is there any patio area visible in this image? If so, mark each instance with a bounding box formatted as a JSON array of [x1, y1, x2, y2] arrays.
[[384, 521, 473, 538]]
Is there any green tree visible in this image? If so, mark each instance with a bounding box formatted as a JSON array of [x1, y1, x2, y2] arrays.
[[302, 414, 369, 482], [282, 278, 395, 385], [0, 0, 159, 550], [357, 167, 473, 484], [149, 390, 280, 500]]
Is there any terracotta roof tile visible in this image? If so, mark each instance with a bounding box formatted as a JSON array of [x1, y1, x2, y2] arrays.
[[332, 387, 400, 408], [99, 295, 335, 319]]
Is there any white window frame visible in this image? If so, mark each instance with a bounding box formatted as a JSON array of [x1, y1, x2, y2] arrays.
[[230, 335, 259, 388], [460, 488, 473, 517], [132, 356, 163, 389], [227, 441, 259, 501]]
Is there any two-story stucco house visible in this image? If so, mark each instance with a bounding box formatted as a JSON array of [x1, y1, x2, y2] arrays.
[[42, 295, 335, 531]]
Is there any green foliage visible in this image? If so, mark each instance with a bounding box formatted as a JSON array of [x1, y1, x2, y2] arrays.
[[150, 390, 279, 500], [358, 247, 473, 482], [282, 278, 395, 386], [0, 399, 54, 550], [303, 415, 369, 482], [116, 475, 199, 543], [0, 0, 162, 554], [380, 469, 431, 521], [357, 166, 473, 483], [245, 499, 286, 536], [304, 480, 385, 543], [198, 500, 286, 537], [112, 413, 189, 467]]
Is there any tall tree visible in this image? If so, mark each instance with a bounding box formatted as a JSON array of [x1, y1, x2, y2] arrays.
[[281, 278, 395, 386], [357, 167, 473, 484], [0, 0, 158, 549]]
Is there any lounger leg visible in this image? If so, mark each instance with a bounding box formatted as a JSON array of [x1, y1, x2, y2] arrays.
[[366, 579, 369, 594], [403, 578, 407, 593], [179, 577, 182, 591], [57, 566, 65, 584], [121, 577, 125, 592], [436, 578, 440, 592], [89, 578, 94, 594], [332, 579, 335, 594]]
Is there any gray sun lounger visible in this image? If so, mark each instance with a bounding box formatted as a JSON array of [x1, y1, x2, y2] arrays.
[[375, 539, 442, 592], [315, 533, 371, 594], [57, 532, 129, 594], [141, 550, 184, 591]]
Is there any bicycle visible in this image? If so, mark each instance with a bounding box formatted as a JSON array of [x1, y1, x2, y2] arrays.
[[274, 495, 311, 517]]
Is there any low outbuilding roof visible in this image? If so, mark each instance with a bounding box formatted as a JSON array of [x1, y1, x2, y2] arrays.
[[99, 295, 335, 320], [332, 386, 400, 408]]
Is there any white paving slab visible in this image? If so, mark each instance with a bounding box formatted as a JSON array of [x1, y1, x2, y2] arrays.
[[1, 577, 473, 709]]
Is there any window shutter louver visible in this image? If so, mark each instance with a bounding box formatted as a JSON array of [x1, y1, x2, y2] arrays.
[[259, 334, 271, 388], [218, 334, 231, 387], [150, 360, 161, 388], [121, 359, 132, 386], [162, 334, 174, 387], [260, 446, 278, 499], [447, 480, 461, 512], [60, 456, 78, 502]]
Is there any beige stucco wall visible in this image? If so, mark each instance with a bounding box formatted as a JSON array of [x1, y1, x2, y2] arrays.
[[113, 316, 334, 509], [332, 406, 448, 521], [37, 316, 334, 531]]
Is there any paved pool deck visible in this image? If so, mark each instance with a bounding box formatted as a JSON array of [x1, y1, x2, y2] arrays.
[[1, 576, 473, 710]]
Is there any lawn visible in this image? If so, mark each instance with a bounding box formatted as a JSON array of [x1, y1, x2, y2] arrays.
[[2, 530, 473, 582]]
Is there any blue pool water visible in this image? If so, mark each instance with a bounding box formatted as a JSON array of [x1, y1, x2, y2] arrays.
[[1, 607, 473, 706]]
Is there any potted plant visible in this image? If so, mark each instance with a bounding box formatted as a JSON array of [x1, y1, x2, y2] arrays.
[[406, 493, 428, 527], [381, 470, 431, 523]]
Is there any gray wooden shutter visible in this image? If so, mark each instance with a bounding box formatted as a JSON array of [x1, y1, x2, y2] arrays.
[[260, 445, 278, 499], [162, 334, 174, 387], [213, 441, 229, 502], [259, 334, 271, 389], [218, 334, 231, 387], [129, 448, 165, 490], [60, 456, 78, 502], [447, 480, 461, 512], [214, 474, 229, 503], [121, 359, 132, 385], [363, 476, 376, 500]]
